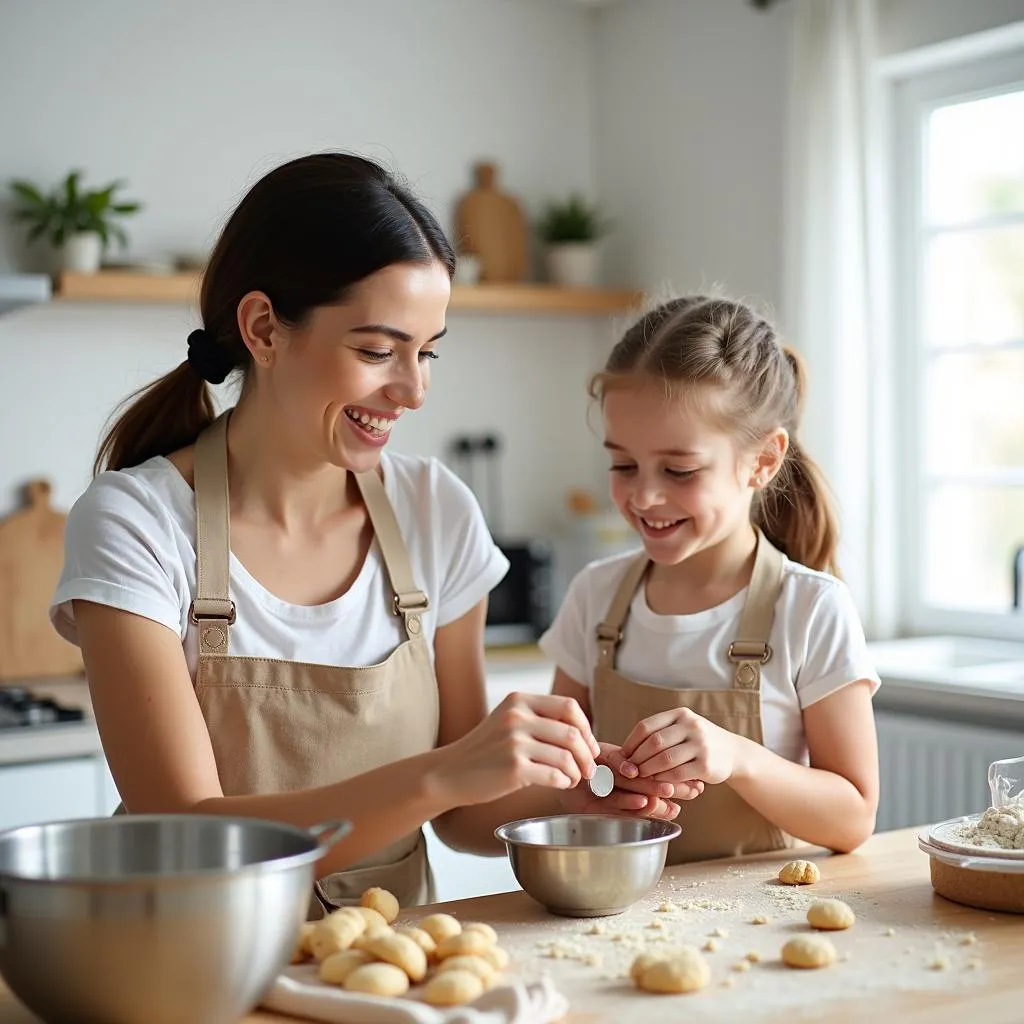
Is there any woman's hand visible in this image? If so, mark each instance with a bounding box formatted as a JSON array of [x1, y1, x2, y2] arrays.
[[619, 708, 739, 787], [558, 743, 701, 820], [435, 692, 601, 807]]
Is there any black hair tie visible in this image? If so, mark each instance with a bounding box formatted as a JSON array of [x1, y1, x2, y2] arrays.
[[186, 329, 234, 385]]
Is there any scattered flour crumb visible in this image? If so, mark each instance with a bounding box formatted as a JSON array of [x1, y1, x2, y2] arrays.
[[731, 961, 751, 973], [647, 919, 665, 931], [751, 915, 770, 925], [702, 938, 720, 952], [746, 951, 762, 963], [587, 923, 606, 936], [966, 958, 982, 971], [883, 927, 895, 937], [711, 927, 729, 938], [657, 902, 678, 913], [928, 954, 951, 971], [959, 933, 977, 946], [722, 976, 736, 988], [582, 953, 601, 967]]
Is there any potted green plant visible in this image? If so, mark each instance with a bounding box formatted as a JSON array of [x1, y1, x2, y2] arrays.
[[8, 170, 142, 274], [536, 194, 610, 288]]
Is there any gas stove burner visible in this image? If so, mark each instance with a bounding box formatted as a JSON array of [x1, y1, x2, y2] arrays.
[[0, 687, 86, 729]]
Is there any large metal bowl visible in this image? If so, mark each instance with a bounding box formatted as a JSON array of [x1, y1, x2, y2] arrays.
[[0, 814, 349, 1024], [495, 814, 680, 917]]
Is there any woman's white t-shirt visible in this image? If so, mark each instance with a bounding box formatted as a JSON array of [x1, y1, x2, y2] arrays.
[[50, 453, 509, 678], [538, 551, 880, 766]]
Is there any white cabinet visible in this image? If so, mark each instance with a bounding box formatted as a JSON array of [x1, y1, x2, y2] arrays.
[[0, 756, 111, 832]]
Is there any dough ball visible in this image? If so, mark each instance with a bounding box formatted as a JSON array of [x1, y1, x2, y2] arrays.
[[309, 914, 362, 961], [395, 926, 437, 958], [318, 949, 374, 985], [635, 948, 710, 994], [436, 930, 491, 961], [781, 935, 837, 969], [778, 860, 820, 885], [360, 886, 400, 924], [419, 913, 462, 944], [630, 952, 664, 984], [363, 931, 428, 983], [423, 969, 485, 1007], [343, 962, 410, 997], [807, 899, 856, 931], [461, 922, 498, 946], [437, 954, 497, 989], [348, 905, 391, 935], [351, 927, 392, 952], [480, 945, 511, 972]]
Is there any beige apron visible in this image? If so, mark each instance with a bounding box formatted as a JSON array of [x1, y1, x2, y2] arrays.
[[187, 413, 440, 915], [592, 529, 795, 864]]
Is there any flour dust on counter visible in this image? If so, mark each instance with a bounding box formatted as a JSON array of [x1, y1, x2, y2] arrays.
[[482, 856, 990, 1022]]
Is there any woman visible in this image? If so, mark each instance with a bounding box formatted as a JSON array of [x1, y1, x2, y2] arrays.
[[50, 153, 679, 914]]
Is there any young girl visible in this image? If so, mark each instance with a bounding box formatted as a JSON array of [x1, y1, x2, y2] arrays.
[[540, 295, 880, 862]]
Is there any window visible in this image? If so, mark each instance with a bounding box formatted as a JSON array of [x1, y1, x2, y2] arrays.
[[893, 48, 1024, 639]]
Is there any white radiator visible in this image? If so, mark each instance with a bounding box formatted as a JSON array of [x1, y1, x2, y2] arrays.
[[874, 709, 1023, 832]]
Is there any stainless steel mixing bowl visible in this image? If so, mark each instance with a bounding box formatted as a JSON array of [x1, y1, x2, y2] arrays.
[[0, 814, 350, 1024], [495, 813, 681, 917]]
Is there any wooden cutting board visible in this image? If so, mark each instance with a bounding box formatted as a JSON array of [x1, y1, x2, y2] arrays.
[[0, 479, 84, 679], [454, 161, 529, 283]]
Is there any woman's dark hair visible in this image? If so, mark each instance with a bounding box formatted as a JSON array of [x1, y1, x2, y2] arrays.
[[95, 153, 456, 473]]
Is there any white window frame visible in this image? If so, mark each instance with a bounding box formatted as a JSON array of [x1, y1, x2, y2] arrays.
[[887, 35, 1024, 642]]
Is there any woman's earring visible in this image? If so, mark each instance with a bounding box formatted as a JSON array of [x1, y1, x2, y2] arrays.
[[259, 355, 271, 364]]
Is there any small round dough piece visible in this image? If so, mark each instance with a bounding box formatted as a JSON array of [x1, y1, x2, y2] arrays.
[[351, 927, 393, 952], [363, 931, 428, 983], [461, 922, 498, 946], [309, 914, 363, 961], [778, 860, 820, 885], [807, 899, 856, 931], [344, 962, 410, 997], [480, 945, 510, 972], [782, 935, 837, 969], [396, 926, 437, 958], [419, 913, 462, 945], [319, 949, 374, 985], [348, 906, 391, 935], [423, 969, 485, 1007], [361, 886, 400, 925], [636, 948, 710, 994], [436, 930, 492, 961], [437, 954, 497, 989], [630, 952, 665, 984]]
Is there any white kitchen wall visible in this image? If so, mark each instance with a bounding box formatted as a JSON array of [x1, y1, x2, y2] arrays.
[[0, 0, 618, 532], [878, 0, 1024, 54], [592, 0, 793, 316]]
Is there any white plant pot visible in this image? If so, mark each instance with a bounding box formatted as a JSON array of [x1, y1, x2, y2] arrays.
[[545, 242, 600, 288], [62, 232, 103, 274]]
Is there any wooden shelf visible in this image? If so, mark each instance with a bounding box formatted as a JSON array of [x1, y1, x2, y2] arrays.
[[57, 272, 643, 315]]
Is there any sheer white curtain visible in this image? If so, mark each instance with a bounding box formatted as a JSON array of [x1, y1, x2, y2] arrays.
[[782, 0, 894, 636]]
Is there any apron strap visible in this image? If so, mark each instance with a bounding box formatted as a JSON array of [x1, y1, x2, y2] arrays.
[[594, 553, 649, 670], [354, 469, 429, 640], [728, 528, 785, 691], [191, 411, 234, 657]]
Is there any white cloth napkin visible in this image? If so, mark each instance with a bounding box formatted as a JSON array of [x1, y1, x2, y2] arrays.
[[260, 965, 569, 1024]]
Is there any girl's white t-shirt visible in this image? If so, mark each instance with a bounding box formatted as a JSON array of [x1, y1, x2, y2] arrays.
[[538, 550, 880, 766], [50, 452, 509, 679]]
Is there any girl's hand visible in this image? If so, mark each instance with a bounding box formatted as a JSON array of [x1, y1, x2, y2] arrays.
[[558, 743, 697, 821], [438, 692, 601, 806], [619, 708, 739, 786]]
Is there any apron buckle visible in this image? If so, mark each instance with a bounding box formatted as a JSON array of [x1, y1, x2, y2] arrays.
[[595, 623, 622, 645], [189, 598, 237, 625], [727, 641, 772, 664], [394, 591, 430, 615]]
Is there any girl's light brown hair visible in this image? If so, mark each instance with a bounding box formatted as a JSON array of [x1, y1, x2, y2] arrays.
[[589, 295, 840, 575]]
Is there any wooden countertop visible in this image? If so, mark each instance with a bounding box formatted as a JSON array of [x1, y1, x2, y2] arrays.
[[2, 827, 1021, 1023]]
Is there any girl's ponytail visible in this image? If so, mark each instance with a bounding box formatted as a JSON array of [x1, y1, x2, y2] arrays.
[[755, 436, 841, 576]]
